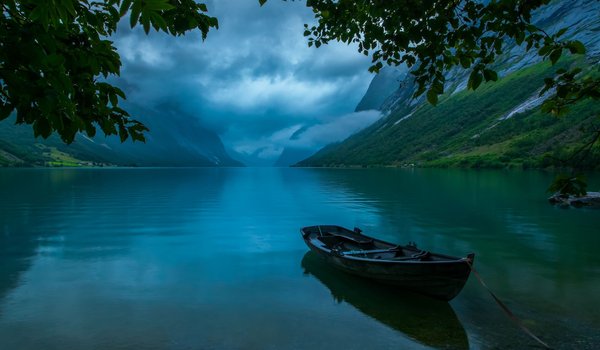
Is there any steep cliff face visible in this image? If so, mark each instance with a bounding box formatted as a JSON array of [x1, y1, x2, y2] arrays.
[[298, 0, 600, 169], [98, 105, 243, 167], [355, 66, 407, 112]]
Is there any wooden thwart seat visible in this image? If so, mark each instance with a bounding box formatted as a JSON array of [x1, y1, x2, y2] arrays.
[[324, 231, 373, 244], [341, 248, 398, 256]]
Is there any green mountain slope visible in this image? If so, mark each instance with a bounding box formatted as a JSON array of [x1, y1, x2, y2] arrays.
[[297, 59, 600, 169], [0, 121, 119, 167], [0, 106, 244, 167]]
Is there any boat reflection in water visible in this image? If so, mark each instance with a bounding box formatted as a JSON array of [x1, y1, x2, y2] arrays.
[[301, 251, 469, 350]]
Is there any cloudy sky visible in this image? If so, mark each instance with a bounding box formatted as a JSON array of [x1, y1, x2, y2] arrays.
[[111, 0, 381, 164]]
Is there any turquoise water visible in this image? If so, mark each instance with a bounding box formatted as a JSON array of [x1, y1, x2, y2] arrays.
[[0, 168, 598, 349]]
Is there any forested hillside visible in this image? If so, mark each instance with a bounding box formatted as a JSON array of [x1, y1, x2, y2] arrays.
[[299, 60, 600, 169]]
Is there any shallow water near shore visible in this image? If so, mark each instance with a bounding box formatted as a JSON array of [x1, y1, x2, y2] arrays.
[[1, 167, 599, 349]]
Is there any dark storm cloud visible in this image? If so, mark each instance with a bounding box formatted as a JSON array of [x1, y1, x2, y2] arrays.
[[110, 0, 376, 160]]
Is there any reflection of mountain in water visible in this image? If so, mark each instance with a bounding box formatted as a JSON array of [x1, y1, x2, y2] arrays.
[[301, 251, 469, 350], [0, 168, 231, 302]]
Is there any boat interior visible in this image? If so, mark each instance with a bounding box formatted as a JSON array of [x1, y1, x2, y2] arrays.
[[303, 225, 444, 262]]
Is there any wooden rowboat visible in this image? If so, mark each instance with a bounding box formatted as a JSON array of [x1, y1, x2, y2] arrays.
[[300, 225, 474, 301]]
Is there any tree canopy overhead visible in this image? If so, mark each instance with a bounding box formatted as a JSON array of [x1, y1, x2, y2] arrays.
[[303, 0, 598, 111], [0, 0, 217, 143], [0, 0, 598, 153]]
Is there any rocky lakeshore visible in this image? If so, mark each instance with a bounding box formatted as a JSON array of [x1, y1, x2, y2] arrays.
[[549, 192, 600, 208]]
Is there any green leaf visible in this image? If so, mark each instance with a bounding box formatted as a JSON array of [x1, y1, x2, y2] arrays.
[[210, 16, 219, 28], [114, 87, 126, 100], [150, 12, 168, 32], [29, 5, 46, 22], [567, 41, 586, 55], [548, 174, 587, 196], [120, 0, 133, 16], [130, 131, 146, 142], [143, 19, 151, 34], [468, 70, 483, 90], [431, 80, 444, 94], [549, 49, 562, 65], [33, 118, 52, 139], [129, 124, 148, 142], [130, 1, 142, 27], [118, 123, 129, 142], [64, 0, 77, 17], [538, 45, 551, 56], [426, 89, 438, 106], [554, 27, 568, 38], [459, 56, 470, 69], [258, 0, 267, 6], [143, 0, 174, 11], [515, 31, 525, 45], [85, 124, 97, 138], [109, 92, 118, 107], [483, 69, 498, 82], [45, 54, 65, 67], [0, 103, 13, 121], [526, 40, 534, 51], [493, 39, 502, 53], [413, 83, 426, 98]]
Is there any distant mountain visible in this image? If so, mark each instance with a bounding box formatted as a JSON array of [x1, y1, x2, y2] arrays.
[[100, 104, 243, 167], [0, 105, 243, 167], [297, 0, 600, 170], [355, 66, 406, 112], [228, 147, 277, 167], [273, 147, 315, 167], [271, 125, 316, 167]]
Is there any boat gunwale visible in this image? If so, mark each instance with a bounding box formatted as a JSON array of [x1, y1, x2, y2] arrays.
[[301, 226, 473, 266]]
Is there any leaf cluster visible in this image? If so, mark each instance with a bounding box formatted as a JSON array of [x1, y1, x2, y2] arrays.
[[547, 173, 587, 197], [0, 0, 217, 143], [303, 0, 598, 111]]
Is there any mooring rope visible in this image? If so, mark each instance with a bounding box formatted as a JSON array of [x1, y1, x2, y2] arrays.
[[465, 260, 552, 349]]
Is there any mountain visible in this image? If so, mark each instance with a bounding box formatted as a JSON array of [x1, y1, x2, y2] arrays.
[[271, 125, 317, 167], [297, 0, 600, 170], [228, 147, 279, 167], [273, 147, 315, 167], [355, 66, 406, 112], [99, 104, 243, 167], [0, 105, 243, 167], [0, 122, 118, 167]]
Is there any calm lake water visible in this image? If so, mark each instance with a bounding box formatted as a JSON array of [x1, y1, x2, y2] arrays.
[[0, 167, 599, 350]]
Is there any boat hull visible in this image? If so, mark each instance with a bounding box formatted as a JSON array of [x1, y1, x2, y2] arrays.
[[301, 226, 473, 301], [301, 251, 470, 349]]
